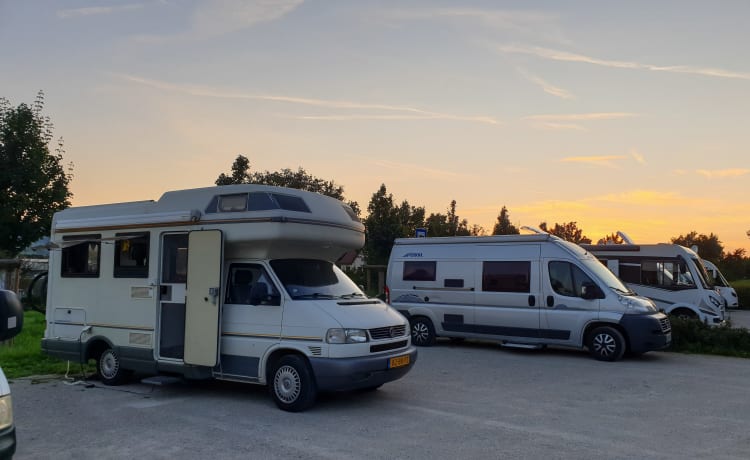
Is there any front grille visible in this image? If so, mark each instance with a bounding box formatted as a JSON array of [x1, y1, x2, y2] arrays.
[[369, 324, 407, 340], [659, 317, 671, 333], [370, 340, 408, 353]]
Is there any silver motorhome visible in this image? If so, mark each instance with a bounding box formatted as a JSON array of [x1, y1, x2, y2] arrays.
[[581, 243, 726, 325], [386, 234, 671, 361]]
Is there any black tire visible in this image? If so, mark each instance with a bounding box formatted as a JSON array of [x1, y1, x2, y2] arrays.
[[587, 326, 626, 362], [671, 309, 697, 321], [97, 348, 129, 385], [410, 316, 436, 347], [268, 355, 317, 412]]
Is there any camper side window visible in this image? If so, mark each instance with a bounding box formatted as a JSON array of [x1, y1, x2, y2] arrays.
[[61, 235, 101, 277], [114, 232, 150, 278], [403, 261, 436, 282], [482, 261, 530, 293], [226, 264, 280, 305]]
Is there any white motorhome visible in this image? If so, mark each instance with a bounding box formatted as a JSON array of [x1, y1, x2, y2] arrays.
[[42, 185, 416, 412], [703, 260, 739, 308], [386, 234, 671, 361], [581, 243, 726, 325]]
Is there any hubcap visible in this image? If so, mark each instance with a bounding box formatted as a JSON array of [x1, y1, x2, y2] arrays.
[[593, 333, 616, 357], [100, 351, 118, 378], [274, 365, 301, 403], [412, 323, 429, 344]]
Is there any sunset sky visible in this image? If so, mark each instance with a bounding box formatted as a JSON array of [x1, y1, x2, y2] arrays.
[[2, 1, 748, 252]]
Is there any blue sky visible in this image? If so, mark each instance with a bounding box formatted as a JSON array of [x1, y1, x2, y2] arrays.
[[1, 0, 748, 251]]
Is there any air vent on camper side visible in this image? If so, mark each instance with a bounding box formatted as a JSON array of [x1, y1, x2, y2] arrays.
[[308, 346, 322, 356]]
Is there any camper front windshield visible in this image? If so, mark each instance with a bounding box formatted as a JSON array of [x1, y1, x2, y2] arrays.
[[692, 257, 713, 289], [270, 259, 366, 300]]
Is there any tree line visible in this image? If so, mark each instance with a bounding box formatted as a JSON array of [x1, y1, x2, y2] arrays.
[[2, 92, 748, 280]]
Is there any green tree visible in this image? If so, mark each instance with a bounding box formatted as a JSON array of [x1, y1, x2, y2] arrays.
[[363, 184, 425, 265], [671, 231, 723, 261], [0, 92, 72, 257], [215, 154, 359, 215], [718, 248, 749, 281], [425, 200, 471, 237], [539, 221, 592, 244], [596, 232, 624, 245], [492, 206, 519, 235]]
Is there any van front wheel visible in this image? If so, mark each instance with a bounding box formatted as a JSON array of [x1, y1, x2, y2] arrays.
[[587, 326, 625, 362], [269, 355, 317, 412], [410, 317, 436, 347]]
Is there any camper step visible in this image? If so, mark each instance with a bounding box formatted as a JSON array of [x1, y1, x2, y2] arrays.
[[501, 342, 544, 350], [141, 375, 183, 386]]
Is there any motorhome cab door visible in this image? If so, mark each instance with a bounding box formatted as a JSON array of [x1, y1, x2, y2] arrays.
[[157, 230, 223, 367]]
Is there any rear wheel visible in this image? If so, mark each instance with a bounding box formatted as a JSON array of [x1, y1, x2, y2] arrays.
[[410, 317, 436, 347], [97, 348, 130, 385], [269, 355, 317, 412], [587, 326, 626, 362], [671, 308, 697, 321]]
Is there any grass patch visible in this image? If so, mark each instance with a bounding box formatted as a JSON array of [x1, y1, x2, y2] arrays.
[[0, 310, 92, 379], [669, 316, 750, 358]]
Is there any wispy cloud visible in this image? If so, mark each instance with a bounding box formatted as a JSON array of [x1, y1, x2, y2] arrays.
[[370, 159, 473, 180], [595, 190, 686, 206], [524, 112, 638, 121], [561, 155, 626, 167], [516, 67, 573, 99], [115, 73, 501, 125], [630, 149, 646, 164], [58, 4, 144, 19], [497, 44, 750, 81], [696, 168, 750, 178]]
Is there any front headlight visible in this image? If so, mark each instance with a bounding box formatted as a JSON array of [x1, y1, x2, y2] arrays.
[[618, 295, 657, 313], [326, 328, 369, 344], [709, 296, 722, 309], [0, 394, 13, 430]]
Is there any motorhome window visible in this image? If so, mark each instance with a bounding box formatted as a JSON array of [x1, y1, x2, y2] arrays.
[[225, 263, 280, 306], [618, 263, 641, 284], [272, 194, 311, 213], [114, 232, 149, 278], [247, 192, 277, 211], [482, 261, 530, 293], [641, 259, 695, 290], [548, 261, 596, 298], [403, 261, 437, 282], [270, 259, 364, 299], [61, 235, 101, 277], [161, 234, 189, 283], [218, 194, 248, 212]]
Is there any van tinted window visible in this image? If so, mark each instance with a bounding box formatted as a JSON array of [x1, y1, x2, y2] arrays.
[[403, 261, 436, 281], [482, 261, 530, 293], [549, 261, 595, 297]]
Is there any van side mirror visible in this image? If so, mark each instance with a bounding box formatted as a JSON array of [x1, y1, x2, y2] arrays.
[[0, 290, 24, 341], [580, 282, 602, 300]]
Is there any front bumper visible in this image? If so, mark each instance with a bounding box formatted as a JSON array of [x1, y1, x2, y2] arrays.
[[0, 424, 15, 460], [309, 346, 418, 392], [620, 313, 672, 354]]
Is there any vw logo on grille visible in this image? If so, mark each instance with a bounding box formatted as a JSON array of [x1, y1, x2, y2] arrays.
[[389, 327, 399, 338]]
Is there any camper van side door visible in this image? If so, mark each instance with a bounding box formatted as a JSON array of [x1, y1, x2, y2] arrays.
[[184, 230, 223, 367]]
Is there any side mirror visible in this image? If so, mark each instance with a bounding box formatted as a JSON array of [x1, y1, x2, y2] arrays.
[[580, 282, 602, 300], [0, 290, 24, 341]]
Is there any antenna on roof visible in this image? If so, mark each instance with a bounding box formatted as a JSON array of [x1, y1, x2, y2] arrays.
[[616, 231, 635, 244]]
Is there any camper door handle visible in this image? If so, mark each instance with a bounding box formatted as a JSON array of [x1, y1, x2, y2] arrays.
[[528, 295, 536, 307], [546, 295, 554, 307], [208, 287, 219, 305]]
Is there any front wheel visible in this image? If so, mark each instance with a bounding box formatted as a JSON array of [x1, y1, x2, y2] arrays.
[[97, 348, 130, 385], [269, 355, 317, 412], [410, 317, 436, 347], [587, 326, 626, 362]]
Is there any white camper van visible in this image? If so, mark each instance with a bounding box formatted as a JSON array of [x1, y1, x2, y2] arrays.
[[386, 234, 671, 361], [42, 185, 416, 412], [581, 243, 726, 325], [703, 260, 739, 308]]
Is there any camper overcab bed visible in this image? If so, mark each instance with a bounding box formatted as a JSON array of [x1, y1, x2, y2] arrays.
[[42, 185, 416, 411], [581, 243, 726, 325]]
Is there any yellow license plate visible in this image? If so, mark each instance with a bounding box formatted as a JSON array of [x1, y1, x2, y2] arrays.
[[389, 355, 410, 368]]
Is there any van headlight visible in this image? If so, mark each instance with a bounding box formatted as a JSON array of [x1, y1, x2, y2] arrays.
[[709, 296, 722, 309], [326, 328, 369, 344], [618, 295, 657, 313], [0, 394, 13, 430]]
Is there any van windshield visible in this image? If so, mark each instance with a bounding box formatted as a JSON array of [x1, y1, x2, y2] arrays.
[[270, 259, 366, 300], [579, 256, 634, 295], [692, 257, 713, 289]]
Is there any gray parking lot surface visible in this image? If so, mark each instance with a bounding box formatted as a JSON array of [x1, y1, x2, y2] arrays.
[[10, 342, 750, 460]]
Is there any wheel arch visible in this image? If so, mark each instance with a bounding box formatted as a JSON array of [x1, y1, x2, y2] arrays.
[[583, 321, 630, 351], [83, 336, 115, 362], [262, 346, 312, 385]]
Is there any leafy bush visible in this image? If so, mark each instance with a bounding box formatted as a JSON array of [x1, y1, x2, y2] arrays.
[[669, 316, 750, 358], [731, 279, 750, 308]]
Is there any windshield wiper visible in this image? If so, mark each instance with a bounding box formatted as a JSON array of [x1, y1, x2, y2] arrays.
[[339, 292, 366, 299], [610, 286, 634, 295], [291, 293, 336, 300]]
